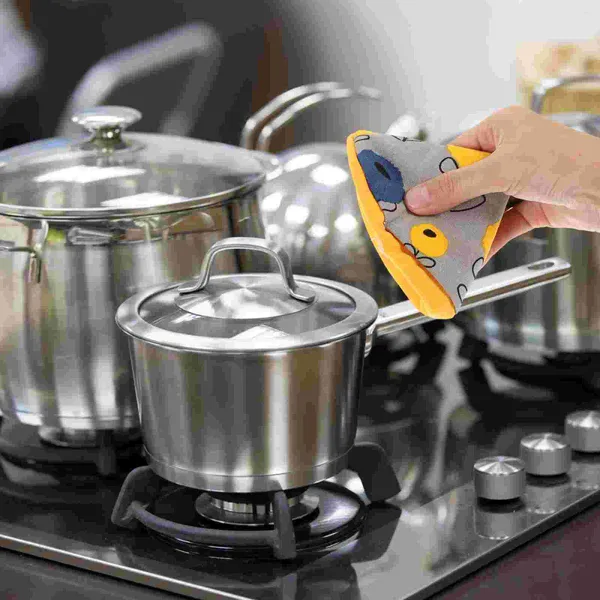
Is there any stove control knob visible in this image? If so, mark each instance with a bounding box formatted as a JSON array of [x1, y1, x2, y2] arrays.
[[473, 456, 526, 501], [520, 433, 571, 476], [565, 411, 600, 453]]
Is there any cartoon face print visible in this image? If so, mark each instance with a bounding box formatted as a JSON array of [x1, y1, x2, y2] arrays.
[[349, 131, 508, 315]]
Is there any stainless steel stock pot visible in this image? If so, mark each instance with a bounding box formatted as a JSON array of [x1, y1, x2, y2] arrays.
[[0, 106, 277, 433], [116, 237, 570, 493]]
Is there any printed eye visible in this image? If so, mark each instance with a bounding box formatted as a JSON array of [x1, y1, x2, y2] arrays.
[[409, 223, 449, 258]]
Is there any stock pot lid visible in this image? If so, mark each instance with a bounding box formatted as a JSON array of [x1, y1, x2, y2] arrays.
[[0, 106, 274, 220], [116, 271, 379, 353]]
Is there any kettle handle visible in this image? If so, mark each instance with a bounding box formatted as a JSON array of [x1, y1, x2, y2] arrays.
[[530, 74, 600, 113], [240, 82, 381, 151], [240, 82, 347, 149], [177, 237, 316, 303], [254, 86, 381, 153]]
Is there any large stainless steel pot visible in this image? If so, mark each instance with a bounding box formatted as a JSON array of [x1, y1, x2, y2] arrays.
[[116, 237, 570, 494], [0, 106, 277, 435], [455, 74, 600, 353]]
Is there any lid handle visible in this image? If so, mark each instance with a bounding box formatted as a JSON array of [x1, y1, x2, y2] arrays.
[[72, 106, 142, 150], [178, 237, 316, 303]]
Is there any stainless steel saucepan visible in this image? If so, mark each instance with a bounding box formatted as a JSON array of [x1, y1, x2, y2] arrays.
[[116, 237, 570, 494]]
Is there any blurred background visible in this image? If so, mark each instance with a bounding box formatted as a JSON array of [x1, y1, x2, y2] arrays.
[[2, 0, 600, 151]]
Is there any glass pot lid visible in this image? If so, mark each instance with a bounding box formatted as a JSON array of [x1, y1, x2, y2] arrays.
[[115, 237, 379, 353], [0, 106, 275, 220]]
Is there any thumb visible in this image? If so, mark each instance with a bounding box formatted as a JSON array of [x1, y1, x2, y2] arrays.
[[404, 155, 506, 215]]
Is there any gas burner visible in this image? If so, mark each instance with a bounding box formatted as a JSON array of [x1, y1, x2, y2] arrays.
[[112, 442, 401, 560], [459, 334, 600, 403], [152, 481, 365, 558], [0, 418, 143, 478], [196, 487, 318, 527]]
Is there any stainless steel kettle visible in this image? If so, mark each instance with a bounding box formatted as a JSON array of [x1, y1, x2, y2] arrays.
[[241, 82, 423, 307], [457, 74, 600, 353]]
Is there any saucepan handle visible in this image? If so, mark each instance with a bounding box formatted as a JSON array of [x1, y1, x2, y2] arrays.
[[368, 257, 571, 350], [177, 237, 316, 303]]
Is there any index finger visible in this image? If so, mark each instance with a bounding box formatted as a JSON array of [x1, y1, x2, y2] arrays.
[[450, 120, 498, 154]]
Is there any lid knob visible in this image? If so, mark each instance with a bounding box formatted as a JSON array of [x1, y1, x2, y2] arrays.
[[72, 106, 142, 151]]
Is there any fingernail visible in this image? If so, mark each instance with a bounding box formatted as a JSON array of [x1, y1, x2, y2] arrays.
[[405, 185, 431, 211]]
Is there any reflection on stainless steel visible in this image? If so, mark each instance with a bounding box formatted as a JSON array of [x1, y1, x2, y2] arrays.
[[474, 499, 527, 540], [526, 476, 572, 516], [1, 328, 600, 598], [571, 455, 600, 491], [457, 74, 600, 352], [0, 107, 274, 433]]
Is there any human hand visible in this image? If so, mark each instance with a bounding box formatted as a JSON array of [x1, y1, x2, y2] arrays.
[[404, 105, 600, 258]]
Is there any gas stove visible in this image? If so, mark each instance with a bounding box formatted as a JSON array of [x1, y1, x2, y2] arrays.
[[1, 325, 600, 600]]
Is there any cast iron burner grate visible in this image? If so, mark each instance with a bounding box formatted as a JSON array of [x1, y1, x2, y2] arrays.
[[112, 442, 401, 560], [0, 418, 143, 479], [459, 333, 600, 401]]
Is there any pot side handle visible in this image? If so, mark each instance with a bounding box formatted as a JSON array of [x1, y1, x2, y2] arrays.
[[368, 257, 571, 350], [0, 220, 48, 284]]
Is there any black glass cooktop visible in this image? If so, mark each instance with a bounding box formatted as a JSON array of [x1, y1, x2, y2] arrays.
[[1, 325, 600, 600]]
